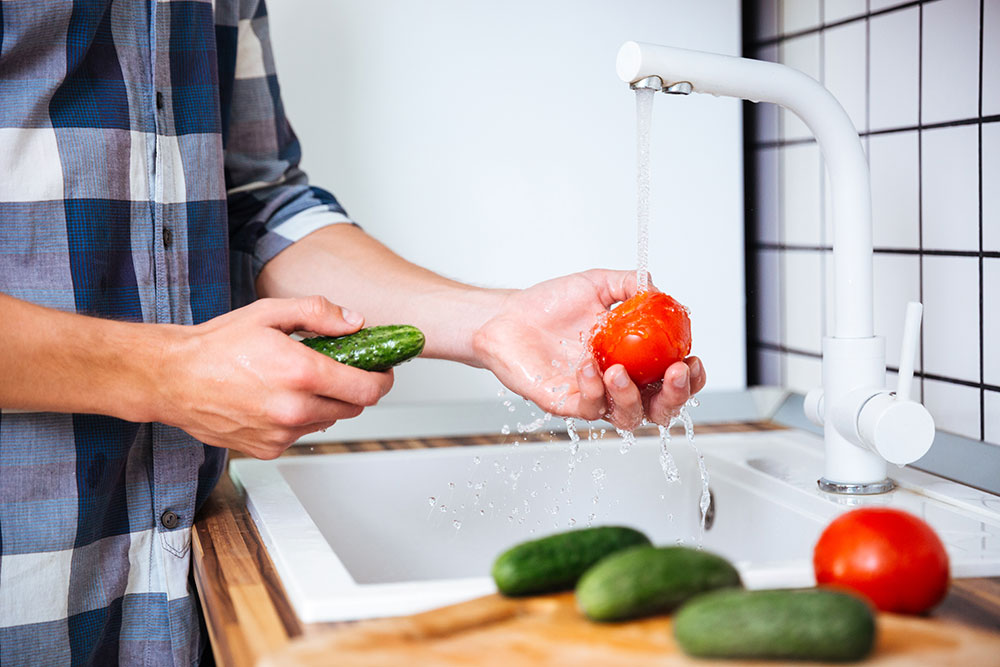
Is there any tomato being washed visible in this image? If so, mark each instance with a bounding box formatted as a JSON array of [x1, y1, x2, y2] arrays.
[[589, 291, 692, 389], [813, 507, 950, 614]]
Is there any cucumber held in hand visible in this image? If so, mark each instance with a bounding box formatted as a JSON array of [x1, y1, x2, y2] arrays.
[[302, 325, 425, 372], [492, 526, 651, 597], [674, 588, 876, 662], [576, 545, 741, 622]]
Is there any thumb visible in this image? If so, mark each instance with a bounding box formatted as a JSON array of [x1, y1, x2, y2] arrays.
[[254, 296, 365, 336]]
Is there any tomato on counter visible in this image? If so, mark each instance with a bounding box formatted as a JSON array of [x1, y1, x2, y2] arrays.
[[589, 291, 691, 389], [813, 507, 950, 614]]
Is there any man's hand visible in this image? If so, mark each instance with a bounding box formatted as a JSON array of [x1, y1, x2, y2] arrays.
[[472, 270, 706, 430], [159, 296, 393, 459]]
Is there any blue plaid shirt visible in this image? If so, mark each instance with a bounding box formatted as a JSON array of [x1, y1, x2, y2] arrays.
[[0, 1, 351, 664]]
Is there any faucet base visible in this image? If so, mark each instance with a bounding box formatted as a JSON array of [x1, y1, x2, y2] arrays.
[[818, 477, 896, 495]]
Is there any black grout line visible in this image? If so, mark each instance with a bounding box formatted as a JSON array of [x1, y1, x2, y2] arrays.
[[754, 242, 1000, 258], [777, 0, 787, 388], [918, 0, 925, 403], [979, 0, 986, 441], [752, 113, 1000, 150], [755, 342, 1000, 394], [751, 0, 938, 48], [743, 0, 761, 387]]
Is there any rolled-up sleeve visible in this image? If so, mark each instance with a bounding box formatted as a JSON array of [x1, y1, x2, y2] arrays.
[[217, 0, 353, 307]]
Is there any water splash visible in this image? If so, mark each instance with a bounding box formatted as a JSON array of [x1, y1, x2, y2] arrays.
[[615, 428, 637, 454], [676, 406, 711, 540], [657, 424, 680, 483]]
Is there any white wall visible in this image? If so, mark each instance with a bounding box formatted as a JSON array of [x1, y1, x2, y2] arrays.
[[266, 0, 745, 403]]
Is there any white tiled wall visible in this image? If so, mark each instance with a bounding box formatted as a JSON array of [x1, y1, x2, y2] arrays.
[[750, 0, 997, 446]]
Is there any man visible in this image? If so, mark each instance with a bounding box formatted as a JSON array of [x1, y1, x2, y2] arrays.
[[0, 1, 705, 664]]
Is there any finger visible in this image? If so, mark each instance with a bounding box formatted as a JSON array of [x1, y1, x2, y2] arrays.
[[267, 392, 366, 428], [572, 358, 607, 420], [304, 358, 395, 406], [582, 269, 661, 308], [686, 356, 706, 395], [644, 361, 691, 425], [253, 295, 365, 336], [603, 364, 643, 430]]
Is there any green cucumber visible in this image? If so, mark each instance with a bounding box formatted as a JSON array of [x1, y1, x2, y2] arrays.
[[491, 526, 651, 597], [576, 546, 741, 622], [301, 325, 425, 372], [674, 588, 875, 662]]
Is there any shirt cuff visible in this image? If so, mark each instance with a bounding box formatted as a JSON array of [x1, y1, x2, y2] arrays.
[[252, 206, 355, 277]]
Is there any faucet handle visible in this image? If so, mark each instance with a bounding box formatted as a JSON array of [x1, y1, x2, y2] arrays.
[[895, 302, 922, 401]]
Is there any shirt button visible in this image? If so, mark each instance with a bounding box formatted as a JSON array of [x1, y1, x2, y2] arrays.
[[162, 226, 173, 249], [156, 91, 164, 110], [160, 510, 179, 530]]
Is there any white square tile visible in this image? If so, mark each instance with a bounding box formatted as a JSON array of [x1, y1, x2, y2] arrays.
[[825, 0, 867, 24], [782, 0, 821, 34], [921, 125, 980, 252], [756, 250, 782, 344], [985, 390, 1000, 446], [755, 148, 780, 243], [780, 35, 821, 140], [870, 6, 920, 131], [757, 348, 783, 386], [983, 0, 1000, 116], [0, 548, 73, 625], [923, 256, 980, 382], [782, 250, 824, 354], [984, 123, 1000, 252], [785, 353, 823, 393], [869, 131, 920, 249], [781, 143, 822, 246], [922, 0, 981, 125], [870, 0, 912, 10], [823, 21, 868, 134], [984, 258, 1000, 386], [0, 128, 65, 202], [923, 379, 981, 440], [873, 253, 922, 370]]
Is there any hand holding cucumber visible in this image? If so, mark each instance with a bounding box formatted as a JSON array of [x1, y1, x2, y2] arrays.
[[157, 296, 394, 460]]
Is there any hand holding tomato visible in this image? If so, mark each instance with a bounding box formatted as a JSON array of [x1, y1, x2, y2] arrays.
[[813, 507, 950, 614], [472, 270, 704, 430]]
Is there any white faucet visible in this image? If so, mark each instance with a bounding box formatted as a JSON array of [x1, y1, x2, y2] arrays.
[[616, 41, 935, 494]]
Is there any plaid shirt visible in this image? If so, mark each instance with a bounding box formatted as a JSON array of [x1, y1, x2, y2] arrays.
[[0, 0, 350, 664]]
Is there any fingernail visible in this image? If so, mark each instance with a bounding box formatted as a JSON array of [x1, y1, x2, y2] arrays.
[[582, 362, 597, 378], [690, 358, 702, 378], [672, 367, 689, 389], [613, 369, 630, 388], [342, 308, 363, 326]]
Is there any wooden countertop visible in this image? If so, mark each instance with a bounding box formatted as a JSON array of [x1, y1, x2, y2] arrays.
[[191, 422, 1000, 666]]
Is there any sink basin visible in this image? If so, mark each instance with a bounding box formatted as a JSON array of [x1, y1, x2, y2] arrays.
[[231, 429, 1000, 623]]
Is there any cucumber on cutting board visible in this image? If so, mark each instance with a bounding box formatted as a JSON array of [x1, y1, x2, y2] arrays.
[[576, 545, 741, 622], [491, 526, 651, 597], [673, 588, 876, 662], [301, 325, 425, 372]]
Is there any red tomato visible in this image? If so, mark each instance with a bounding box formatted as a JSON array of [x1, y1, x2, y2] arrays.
[[813, 507, 950, 614], [589, 291, 692, 389]]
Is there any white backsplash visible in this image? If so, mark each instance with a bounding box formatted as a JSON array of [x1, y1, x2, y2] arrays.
[[749, 0, 999, 447]]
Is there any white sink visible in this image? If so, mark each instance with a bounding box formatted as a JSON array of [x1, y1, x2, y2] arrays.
[[231, 429, 1000, 623]]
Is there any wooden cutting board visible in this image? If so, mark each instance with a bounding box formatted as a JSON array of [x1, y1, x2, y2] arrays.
[[258, 592, 1000, 666]]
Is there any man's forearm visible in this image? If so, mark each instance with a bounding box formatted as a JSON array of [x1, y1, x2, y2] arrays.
[[254, 224, 511, 366], [0, 294, 170, 419]]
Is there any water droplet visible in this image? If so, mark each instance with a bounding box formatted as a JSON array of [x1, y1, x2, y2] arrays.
[[532, 460, 542, 472], [453, 520, 462, 530], [467, 481, 474, 488], [439, 504, 447, 513], [592, 468, 606, 482], [480, 509, 485, 516], [507, 405, 516, 413], [551, 359, 559, 367], [568, 518, 577, 527], [427, 496, 436, 506], [501, 424, 511, 435], [448, 481, 455, 489], [473, 456, 481, 465], [497, 388, 507, 398], [529, 490, 538, 498]]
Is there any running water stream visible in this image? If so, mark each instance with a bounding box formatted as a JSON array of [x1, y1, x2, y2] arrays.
[[635, 87, 655, 293]]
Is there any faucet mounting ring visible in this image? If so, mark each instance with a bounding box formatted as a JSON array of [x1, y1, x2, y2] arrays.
[[818, 477, 896, 495]]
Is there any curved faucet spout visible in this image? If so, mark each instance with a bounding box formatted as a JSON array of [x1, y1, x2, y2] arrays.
[[617, 41, 873, 339]]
